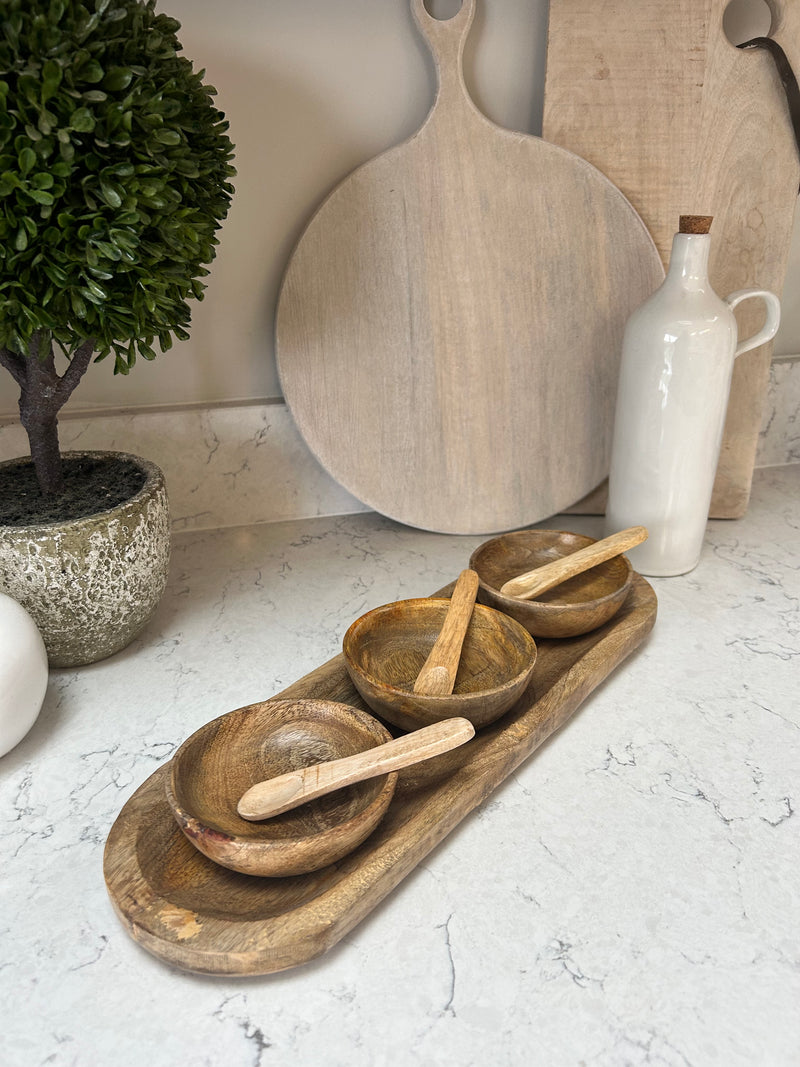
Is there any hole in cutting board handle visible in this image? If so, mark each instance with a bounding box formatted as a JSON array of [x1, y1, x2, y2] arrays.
[[722, 0, 773, 45], [423, 0, 463, 20]]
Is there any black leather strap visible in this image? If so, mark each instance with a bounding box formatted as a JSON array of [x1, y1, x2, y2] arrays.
[[738, 36, 800, 189]]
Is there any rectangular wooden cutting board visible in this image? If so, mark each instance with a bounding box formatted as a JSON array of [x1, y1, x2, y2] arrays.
[[104, 575, 657, 977], [543, 0, 800, 517]]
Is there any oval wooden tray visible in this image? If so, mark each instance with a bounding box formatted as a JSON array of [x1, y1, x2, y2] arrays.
[[104, 574, 656, 976]]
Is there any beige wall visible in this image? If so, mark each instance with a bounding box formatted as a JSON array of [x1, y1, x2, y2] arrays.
[[0, 0, 797, 417], [0, 0, 548, 415]]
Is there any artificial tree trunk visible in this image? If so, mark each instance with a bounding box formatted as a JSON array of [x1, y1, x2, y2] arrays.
[[0, 331, 95, 495]]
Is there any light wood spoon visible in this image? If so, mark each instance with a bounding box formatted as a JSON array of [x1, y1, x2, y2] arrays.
[[499, 526, 648, 600], [237, 716, 475, 821], [412, 568, 479, 696]]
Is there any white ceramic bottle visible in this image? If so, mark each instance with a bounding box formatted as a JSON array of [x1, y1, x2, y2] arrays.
[[606, 215, 780, 576]]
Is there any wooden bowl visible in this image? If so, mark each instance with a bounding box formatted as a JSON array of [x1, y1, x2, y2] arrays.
[[469, 529, 633, 639], [166, 698, 397, 877], [342, 599, 537, 732]]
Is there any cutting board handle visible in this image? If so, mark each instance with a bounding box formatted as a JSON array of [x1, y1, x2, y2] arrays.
[[411, 0, 476, 109]]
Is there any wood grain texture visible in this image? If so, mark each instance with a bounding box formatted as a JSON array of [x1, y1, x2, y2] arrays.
[[499, 526, 647, 599], [238, 718, 475, 821], [103, 574, 656, 976], [275, 0, 664, 535], [413, 569, 478, 694], [470, 529, 634, 638], [343, 596, 537, 732], [543, 0, 800, 518], [166, 700, 397, 877]]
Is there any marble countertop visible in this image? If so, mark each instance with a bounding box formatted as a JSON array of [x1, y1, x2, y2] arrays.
[[2, 465, 798, 1067]]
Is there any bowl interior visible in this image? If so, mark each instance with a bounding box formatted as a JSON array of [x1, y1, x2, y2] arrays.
[[471, 530, 629, 606], [169, 699, 393, 844], [345, 599, 534, 695]]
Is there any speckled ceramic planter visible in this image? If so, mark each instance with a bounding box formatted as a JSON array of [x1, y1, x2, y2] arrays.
[[0, 451, 170, 668]]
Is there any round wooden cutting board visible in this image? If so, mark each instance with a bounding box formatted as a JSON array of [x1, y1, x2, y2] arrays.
[[276, 0, 664, 534]]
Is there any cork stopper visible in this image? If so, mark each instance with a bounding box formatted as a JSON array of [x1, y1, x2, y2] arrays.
[[679, 215, 713, 234]]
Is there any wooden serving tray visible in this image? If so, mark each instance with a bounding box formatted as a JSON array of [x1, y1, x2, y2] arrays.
[[104, 575, 656, 976]]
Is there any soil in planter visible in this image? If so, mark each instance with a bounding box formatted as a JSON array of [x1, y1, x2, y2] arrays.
[[0, 455, 147, 527]]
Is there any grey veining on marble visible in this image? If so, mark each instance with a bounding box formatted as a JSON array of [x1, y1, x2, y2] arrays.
[[1, 466, 798, 1067], [759, 356, 800, 467], [0, 401, 369, 533]]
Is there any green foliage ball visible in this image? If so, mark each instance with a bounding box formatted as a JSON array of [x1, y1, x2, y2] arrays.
[[0, 0, 235, 373]]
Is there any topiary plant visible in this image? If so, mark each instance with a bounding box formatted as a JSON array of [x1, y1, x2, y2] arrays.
[[0, 0, 235, 495]]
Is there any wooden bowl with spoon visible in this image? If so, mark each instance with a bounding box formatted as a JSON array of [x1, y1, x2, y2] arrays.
[[469, 527, 646, 639], [343, 571, 537, 732], [166, 698, 399, 877], [166, 698, 474, 877]]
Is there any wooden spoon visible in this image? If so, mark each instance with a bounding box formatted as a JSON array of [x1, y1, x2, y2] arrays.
[[412, 569, 479, 696], [499, 526, 648, 600], [237, 717, 475, 821]]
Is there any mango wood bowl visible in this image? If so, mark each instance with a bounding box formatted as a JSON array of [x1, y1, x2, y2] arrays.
[[165, 698, 397, 877], [342, 598, 537, 732], [469, 529, 633, 639]]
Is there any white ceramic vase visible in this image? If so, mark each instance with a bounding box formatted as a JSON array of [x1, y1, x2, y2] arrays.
[[606, 219, 780, 577]]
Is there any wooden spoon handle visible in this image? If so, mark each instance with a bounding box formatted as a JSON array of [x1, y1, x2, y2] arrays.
[[237, 717, 475, 821], [413, 569, 479, 695], [499, 526, 648, 600]]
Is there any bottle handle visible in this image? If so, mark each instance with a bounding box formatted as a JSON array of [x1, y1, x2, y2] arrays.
[[725, 289, 782, 358]]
